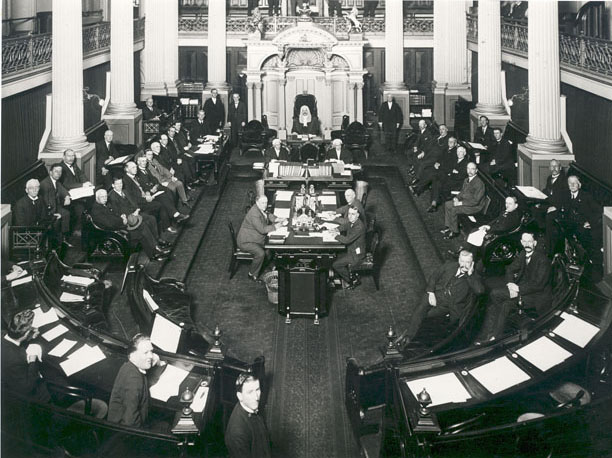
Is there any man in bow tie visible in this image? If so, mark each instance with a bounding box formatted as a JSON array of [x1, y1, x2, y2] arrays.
[[225, 372, 271, 458], [396, 250, 484, 344], [476, 232, 551, 343]]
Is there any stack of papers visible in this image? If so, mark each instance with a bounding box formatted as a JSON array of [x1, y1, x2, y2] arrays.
[[48, 338, 78, 358], [268, 226, 289, 238], [275, 191, 294, 202], [151, 314, 183, 353], [11, 275, 33, 287], [319, 211, 337, 220], [268, 162, 280, 177], [516, 336, 572, 372], [68, 186, 94, 200], [274, 208, 291, 219], [149, 364, 190, 402], [195, 144, 215, 155], [253, 162, 265, 170], [319, 195, 336, 206], [59, 292, 85, 302], [553, 312, 600, 348], [516, 186, 548, 200], [32, 307, 59, 328], [407, 372, 472, 407], [322, 230, 338, 243], [107, 155, 131, 166], [42, 323, 69, 342], [204, 135, 220, 141], [61, 275, 95, 287], [469, 356, 531, 394], [59, 344, 106, 376]]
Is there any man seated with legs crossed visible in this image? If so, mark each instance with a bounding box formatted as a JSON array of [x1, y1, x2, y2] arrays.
[[475, 232, 552, 344], [238, 195, 285, 281], [397, 250, 484, 344], [331, 206, 367, 289]]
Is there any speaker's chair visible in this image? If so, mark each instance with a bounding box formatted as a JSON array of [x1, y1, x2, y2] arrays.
[[239, 120, 268, 156]]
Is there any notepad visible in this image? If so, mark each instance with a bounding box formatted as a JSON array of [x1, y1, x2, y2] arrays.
[[553, 312, 600, 348], [274, 208, 291, 219], [190, 385, 210, 413], [149, 364, 190, 402], [407, 372, 472, 407], [469, 356, 530, 394], [61, 275, 95, 287], [68, 186, 94, 200], [151, 314, 182, 353], [516, 186, 548, 200], [516, 336, 573, 372], [142, 289, 160, 312], [48, 338, 78, 357], [11, 275, 33, 287], [467, 142, 487, 150], [322, 230, 338, 243], [466, 228, 487, 247], [42, 324, 69, 342], [32, 307, 59, 328], [59, 292, 85, 302], [59, 344, 106, 376], [319, 195, 336, 206]]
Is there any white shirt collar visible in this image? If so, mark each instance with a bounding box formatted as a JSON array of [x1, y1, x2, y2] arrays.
[[4, 334, 21, 346], [28, 196, 38, 202]]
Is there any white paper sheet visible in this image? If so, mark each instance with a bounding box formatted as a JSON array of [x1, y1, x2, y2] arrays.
[[151, 314, 182, 353], [553, 312, 600, 348], [320, 222, 339, 230], [268, 227, 289, 237], [190, 385, 210, 413], [268, 162, 280, 177], [274, 208, 291, 219], [275, 190, 294, 202], [515, 186, 548, 200], [322, 231, 338, 243], [32, 307, 59, 328], [407, 372, 472, 407], [319, 195, 336, 206], [152, 190, 166, 198], [467, 142, 487, 150], [59, 292, 85, 302], [466, 228, 487, 247], [59, 344, 106, 376], [61, 274, 95, 287], [142, 289, 160, 312], [319, 211, 337, 221], [253, 162, 265, 169], [516, 336, 572, 372], [149, 364, 190, 402], [48, 338, 78, 357], [68, 186, 94, 200], [469, 356, 531, 394], [42, 323, 69, 342], [107, 155, 131, 166], [195, 144, 215, 155], [11, 275, 33, 287]]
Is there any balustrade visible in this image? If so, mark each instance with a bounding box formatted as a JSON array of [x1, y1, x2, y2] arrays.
[[2, 18, 144, 78], [467, 13, 612, 80]]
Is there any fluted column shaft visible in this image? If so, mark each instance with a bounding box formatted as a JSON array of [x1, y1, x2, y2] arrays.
[[476, 0, 505, 114], [383, 0, 405, 89], [164, 0, 179, 92], [107, 0, 137, 114], [525, 1, 567, 152], [278, 78, 286, 130], [254, 82, 263, 120], [434, 0, 468, 85], [356, 82, 364, 123], [141, 0, 168, 95], [208, 0, 227, 86], [247, 83, 255, 121], [47, 0, 88, 151]]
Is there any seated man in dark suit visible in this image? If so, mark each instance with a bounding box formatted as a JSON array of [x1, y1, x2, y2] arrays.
[[409, 125, 449, 196], [331, 206, 366, 289], [91, 189, 170, 261], [190, 110, 209, 144], [13, 178, 62, 247], [324, 139, 354, 163], [481, 128, 516, 186], [142, 97, 163, 121], [264, 139, 290, 163], [2, 310, 108, 417], [409, 119, 433, 172], [167, 126, 199, 186], [441, 162, 486, 239], [237, 195, 284, 281], [534, 159, 566, 230], [398, 250, 484, 342], [464, 195, 522, 254], [59, 149, 94, 234], [428, 141, 467, 212], [473, 115, 496, 151], [476, 232, 551, 343], [108, 333, 165, 428], [107, 177, 171, 250], [95, 129, 118, 189], [332, 188, 366, 226], [292, 105, 321, 136], [40, 164, 72, 238]]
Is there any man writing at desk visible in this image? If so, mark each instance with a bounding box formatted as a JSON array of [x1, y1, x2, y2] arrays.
[[331, 206, 366, 289], [238, 195, 286, 282]]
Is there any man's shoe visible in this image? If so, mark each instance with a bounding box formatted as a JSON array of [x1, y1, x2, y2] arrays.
[[440, 227, 452, 235], [152, 252, 170, 261], [158, 239, 173, 249], [444, 231, 460, 240], [248, 273, 261, 283], [175, 213, 190, 224], [155, 246, 171, 255], [167, 226, 178, 234]]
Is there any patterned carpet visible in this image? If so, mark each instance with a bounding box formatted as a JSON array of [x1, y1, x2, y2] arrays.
[[184, 161, 444, 457]]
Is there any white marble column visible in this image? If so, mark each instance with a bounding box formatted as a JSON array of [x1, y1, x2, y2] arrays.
[[356, 82, 364, 123], [141, 0, 179, 98], [347, 82, 356, 121], [474, 0, 505, 115], [433, 0, 471, 128], [10, 0, 35, 34], [278, 77, 287, 132], [44, 0, 89, 154], [247, 82, 255, 121], [383, 0, 405, 89], [517, 0, 572, 187], [254, 82, 263, 121], [207, 0, 229, 89]]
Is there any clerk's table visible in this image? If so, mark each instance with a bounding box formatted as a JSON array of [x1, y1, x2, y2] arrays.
[[265, 189, 346, 324]]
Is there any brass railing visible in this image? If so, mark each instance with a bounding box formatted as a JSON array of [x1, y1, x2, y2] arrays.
[[2, 18, 145, 78], [466, 14, 612, 79], [178, 15, 433, 36]]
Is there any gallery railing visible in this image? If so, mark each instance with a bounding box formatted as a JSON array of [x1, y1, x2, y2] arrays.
[[2, 18, 145, 78], [467, 13, 612, 79]]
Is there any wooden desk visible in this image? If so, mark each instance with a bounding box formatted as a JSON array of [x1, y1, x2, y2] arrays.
[[190, 135, 229, 182], [266, 190, 346, 324]]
